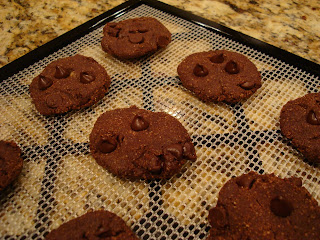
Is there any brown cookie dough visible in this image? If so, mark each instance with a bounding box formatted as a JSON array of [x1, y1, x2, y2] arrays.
[[45, 210, 139, 240], [101, 17, 171, 59], [0, 140, 23, 191], [280, 92, 320, 164], [207, 172, 320, 240], [29, 54, 110, 115], [177, 50, 262, 103], [89, 106, 196, 180]]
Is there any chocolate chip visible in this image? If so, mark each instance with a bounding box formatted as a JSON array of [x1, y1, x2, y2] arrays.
[[129, 34, 144, 44], [225, 61, 239, 74], [134, 152, 162, 174], [97, 231, 112, 238], [54, 65, 70, 79], [80, 72, 95, 84], [96, 226, 113, 238], [148, 154, 163, 174], [193, 64, 208, 77], [97, 229, 122, 238], [236, 175, 256, 189], [108, 28, 120, 37], [98, 137, 117, 154], [182, 142, 196, 160], [270, 196, 293, 217], [45, 93, 63, 109], [131, 115, 149, 131], [288, 177, 302, 187], [307, 110, 320, 125], [38, 75, 53, 90], [210, 53, 225, 63], [165, 144, 183, 159], [157, 36, 169, 48], [209, 207, 228, 228], [117, 134, 124, 144], [240, 81, 255, 90], [77, 91, 91, 105], [138, 28, 149, 33]]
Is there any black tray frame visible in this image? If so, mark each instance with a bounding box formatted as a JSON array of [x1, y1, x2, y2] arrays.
[[0, 0, 320, 82]]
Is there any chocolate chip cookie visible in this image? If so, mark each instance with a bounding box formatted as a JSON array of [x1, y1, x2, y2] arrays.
[[29, 54, 110, 115], [89, 106, 196, 180], [280, 92, 320, 164], [45, 210, 138, 240], [0, 140, 23, 191], [101, 17, 171, 59], [177, 50, 262, 103], [207, 172, 320, 240]]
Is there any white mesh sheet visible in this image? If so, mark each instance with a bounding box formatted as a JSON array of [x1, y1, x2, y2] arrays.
[[1, 4, 320, 240]]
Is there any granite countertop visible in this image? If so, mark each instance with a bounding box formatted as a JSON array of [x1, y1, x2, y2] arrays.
[[1, 0, 319, 69]]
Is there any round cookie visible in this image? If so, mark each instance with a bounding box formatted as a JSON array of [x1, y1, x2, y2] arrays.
[[177, 50, 262, 103], [207, 172, 320, 240], [29, 54, 110, 115], [45, 210, 138, 240], [280, 92, 320, 164], [89, 106, 197, 180], [0, 140, 23, 191], [101, 17, 171, 59]]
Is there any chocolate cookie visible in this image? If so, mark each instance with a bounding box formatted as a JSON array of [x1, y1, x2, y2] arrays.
[[101, 17, 171, 59], [207, 172, 320, 240], [29, 54, 110, 115], [177, 50, 262, 103], [280, 92, 320, 164], [0, 140, 23, 191], [45, 210, 138, 240], [89, 106, 196, 180]]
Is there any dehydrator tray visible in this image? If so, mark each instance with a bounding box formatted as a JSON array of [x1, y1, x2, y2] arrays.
[[1, 0, 320, 239]]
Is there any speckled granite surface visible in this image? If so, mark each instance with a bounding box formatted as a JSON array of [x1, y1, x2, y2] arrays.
[[1, 0, 319, 68]]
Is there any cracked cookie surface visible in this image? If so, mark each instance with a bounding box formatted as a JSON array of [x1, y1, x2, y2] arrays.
[[207, 172, 320, 240], [280, 92, 320, 164], [101, 17, 171, 59], [0, 140, 23, 191], [89, 106, 196, 180], [45, 210, 138, 240], [177, 50, 261, 103], [29, 54, 110, 115]]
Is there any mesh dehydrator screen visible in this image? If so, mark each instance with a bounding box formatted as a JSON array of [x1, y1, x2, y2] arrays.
[[1, 4, 320, 240]]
